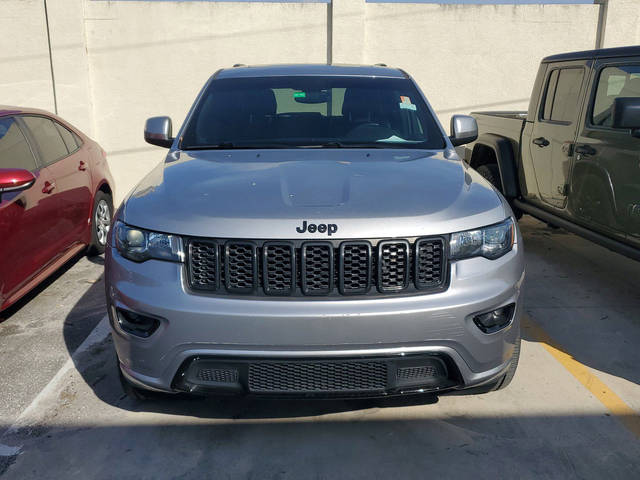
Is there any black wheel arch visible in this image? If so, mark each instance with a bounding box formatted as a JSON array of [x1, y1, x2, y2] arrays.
[[469, 134, 520, 199]]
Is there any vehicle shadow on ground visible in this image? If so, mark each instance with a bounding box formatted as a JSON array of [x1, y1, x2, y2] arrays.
[[3, 412, 639, 479], [518, 219, 640, 389]]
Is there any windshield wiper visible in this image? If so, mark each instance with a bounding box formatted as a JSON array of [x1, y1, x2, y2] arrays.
[[182, 142, 303, 150], [297, 142, 387, 149], [182, 142, 237, 150]]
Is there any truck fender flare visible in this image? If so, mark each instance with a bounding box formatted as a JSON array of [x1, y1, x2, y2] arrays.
[[470, 134, 519, 199], [570, 161, 618, 214]]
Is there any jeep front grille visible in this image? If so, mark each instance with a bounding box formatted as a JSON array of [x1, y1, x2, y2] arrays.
[[187, 237, 448, 297]]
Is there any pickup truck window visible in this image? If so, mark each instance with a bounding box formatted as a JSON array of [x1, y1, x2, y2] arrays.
[[181, 76, 445, 150], [541, 68, 584, 123], [592, 65, 640, 127]]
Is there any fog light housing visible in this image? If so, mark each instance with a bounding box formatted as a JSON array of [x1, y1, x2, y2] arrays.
[[115, 307, 160, 338], [473, 304, 515, 334]]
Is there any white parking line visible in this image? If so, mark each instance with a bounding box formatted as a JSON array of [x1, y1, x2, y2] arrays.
[[1, 316, 111, 441], [0, 443, 21, 457]]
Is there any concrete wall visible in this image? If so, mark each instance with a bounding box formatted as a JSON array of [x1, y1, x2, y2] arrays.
[[340, 1, 600, 128], [0, 1, 56, 113], [1, 0, 637, 205], [603, 0, 640, 48]]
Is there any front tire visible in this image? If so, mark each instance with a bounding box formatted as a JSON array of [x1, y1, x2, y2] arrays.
[[88, 191, 113, 256]]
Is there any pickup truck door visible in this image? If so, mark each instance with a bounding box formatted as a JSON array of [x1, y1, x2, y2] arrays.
[[571, 59, 640, 245], [528, 61, 588, 209]]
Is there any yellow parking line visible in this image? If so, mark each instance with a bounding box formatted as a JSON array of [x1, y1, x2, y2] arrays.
[[522, 315, 640, 439]]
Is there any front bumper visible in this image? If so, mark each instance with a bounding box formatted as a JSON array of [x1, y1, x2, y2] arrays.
[[106, 240, 524, 396]]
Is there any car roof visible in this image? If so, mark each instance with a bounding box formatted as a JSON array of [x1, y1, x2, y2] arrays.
[[214, 63, 408, 79], [542, 45, 640, 63], [0, 105, 55, 117]]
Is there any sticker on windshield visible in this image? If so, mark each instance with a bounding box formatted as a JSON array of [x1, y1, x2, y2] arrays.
[[399, 96, 416, 111], [293, 91, 306, 99]]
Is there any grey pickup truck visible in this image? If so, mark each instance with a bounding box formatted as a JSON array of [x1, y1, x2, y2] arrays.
[[463, 45, 640, 260]]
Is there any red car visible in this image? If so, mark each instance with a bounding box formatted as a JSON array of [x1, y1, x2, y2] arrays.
[[0, 106, 115, 313]]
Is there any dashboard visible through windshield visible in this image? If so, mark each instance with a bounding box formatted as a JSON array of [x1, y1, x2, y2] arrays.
[[180, 76, 445, 150]]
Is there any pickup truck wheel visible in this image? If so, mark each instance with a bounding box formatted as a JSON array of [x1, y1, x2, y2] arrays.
[[477, 164, 523, 219], [88, 191, 113, 256], [477, 164, 500, 188], [491, 334, 521, 391]]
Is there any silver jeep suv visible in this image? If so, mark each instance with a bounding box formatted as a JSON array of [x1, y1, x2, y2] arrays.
[[105, 64, 524, 399]]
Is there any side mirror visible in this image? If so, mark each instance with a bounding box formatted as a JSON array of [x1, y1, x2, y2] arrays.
[[612, 97, 640, 138], [449, 115, 478, 147], [144, 116, 174, 148], [0, 168, 36, 195]]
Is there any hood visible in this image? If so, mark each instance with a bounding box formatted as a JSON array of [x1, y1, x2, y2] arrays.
[[122, 149, 507, 239]]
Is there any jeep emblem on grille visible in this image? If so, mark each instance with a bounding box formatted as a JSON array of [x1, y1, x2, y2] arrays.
[[296, 221, 338, 236]]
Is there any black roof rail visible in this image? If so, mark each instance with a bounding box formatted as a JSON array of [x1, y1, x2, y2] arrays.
[[374, 63, 387, 67], [232, 63, 247, 68]]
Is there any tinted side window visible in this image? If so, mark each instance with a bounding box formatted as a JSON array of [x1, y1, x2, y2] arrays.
[[541, 68, 584, 122], [22, 116, 69, 165], [592, 65, 640, 127], [0, 117, 37, 171], [55, 122, 78, 152]]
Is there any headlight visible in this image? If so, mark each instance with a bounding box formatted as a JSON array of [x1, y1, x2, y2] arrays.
[[449, 218, 515, 260], [114, 221, 184, 263]]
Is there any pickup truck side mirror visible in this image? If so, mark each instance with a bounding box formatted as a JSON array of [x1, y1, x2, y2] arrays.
[[0, 168, 36, 196], [612, 97, 640, 138], [449, 115, 478, 146], [144, 116, 174, 148]]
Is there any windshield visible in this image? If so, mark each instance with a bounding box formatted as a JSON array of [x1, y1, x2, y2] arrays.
[[180, 76, 445, 150]]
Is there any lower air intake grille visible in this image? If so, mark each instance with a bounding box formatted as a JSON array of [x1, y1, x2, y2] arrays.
[[248, 361, 388, 393], [397, 365, 438, 381], [197, 368, 239, 383]]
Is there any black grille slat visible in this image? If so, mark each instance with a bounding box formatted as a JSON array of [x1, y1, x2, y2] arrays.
[[263, 242, 295, 295], [415, 238, 445, 289], [339, 242, 371, 294], [188, 240, 219, 291], [224, 242, 258, 293], [301, 242, 334, 295], [248, 361, 388, 393], [378, 240, 410, 292], [187, 237, 447, 297]]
